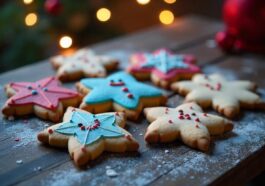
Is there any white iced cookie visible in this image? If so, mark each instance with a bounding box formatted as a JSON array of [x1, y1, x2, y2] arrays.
[[144, 102, 233, 151], [171, 73, 265, 118], [50, 49, 119, 82]]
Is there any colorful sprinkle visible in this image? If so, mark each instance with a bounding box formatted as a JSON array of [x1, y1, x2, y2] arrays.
[[48, 129, 53, 134], [127, 93, 134, 99], [192, 113, 196, 116], [168, 119, 173, 124], [195, 118, 200, 122], [80, 126, 86, 130], [125, 134, 132, 141], [178, 115, 184, 120], [203, 113, 208, 117], [31, 90, 38, 95], [81, 147, 86, 152], [122, 87, 129, 92], [78, 123, 83, 127], [43, 87, 48, 91]]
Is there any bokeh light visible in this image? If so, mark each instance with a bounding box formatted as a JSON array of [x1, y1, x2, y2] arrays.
[[23, 0, 34, 5], [159, 10, 174, 25], [59, 36, 73, 49], [96, 8, 111, 22], [25, 13, 38, 26], [136, 0, 151, 5], [164, 0, 176, 4]]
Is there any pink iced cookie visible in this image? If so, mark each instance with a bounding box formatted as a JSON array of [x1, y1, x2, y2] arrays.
[[127, 48, 201, 89]]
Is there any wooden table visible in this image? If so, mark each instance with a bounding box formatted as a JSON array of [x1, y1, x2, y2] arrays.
[[1, 15, 265, 186]]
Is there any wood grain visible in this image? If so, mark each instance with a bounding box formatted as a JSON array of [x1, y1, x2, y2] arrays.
[[0, 15, 264, 186]]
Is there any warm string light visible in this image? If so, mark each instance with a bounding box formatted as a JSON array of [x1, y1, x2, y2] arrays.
[[159, 10, 174, 25], [136, 0, 151, 5], [59, 36, 73, 49], [25, 13, 38, 26], [23, 0, 34, 4], [96, 8, 111, 22], [164, 0, 176, 4]]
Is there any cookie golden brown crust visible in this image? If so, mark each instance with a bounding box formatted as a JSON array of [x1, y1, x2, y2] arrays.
[[2, 77, 81, 122], [37, 107, 139, 167], [171, 73, 265, 118], [144, 102, 233, 152], [50, 49, 119, 82]]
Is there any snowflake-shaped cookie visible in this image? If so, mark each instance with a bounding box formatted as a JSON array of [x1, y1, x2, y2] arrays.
[[171, 74, 265, 118], [76, 72, 166, 120], [144, 102, 233, 151], [127, 48, 200, 89], [2, 77, 81, 122], [38, 107, 139, 167], [50, 49, 119, 82]]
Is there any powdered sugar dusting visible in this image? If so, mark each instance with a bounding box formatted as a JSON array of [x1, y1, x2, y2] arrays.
[[153, 112, 265, 185], [41, 168, 87, 186], [4, 124, 37, 148]]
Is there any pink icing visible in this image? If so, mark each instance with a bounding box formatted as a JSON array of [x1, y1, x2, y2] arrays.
[[7, 77, 79, 110]]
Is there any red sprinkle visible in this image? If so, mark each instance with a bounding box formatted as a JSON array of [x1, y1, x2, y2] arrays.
[[125, 134, 132, 141], [48, 129, 53, 134], [195, 118, 200, 122], [127, 93, 133, 99], [80, 126, 86, 130], [122, 87, 129, 92], [178, 116, 184, 120], [15, 138, 20, 142], [186, 116, 191, 120], [196, 124, 199, 128], [185, 114, 190, 117], [168, 119, 173, 124], [81, 147, 86, 152], [203, 113, 208, 117], [216, 83, 222, 91]]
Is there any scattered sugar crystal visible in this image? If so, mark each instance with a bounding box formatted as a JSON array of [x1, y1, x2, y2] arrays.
[[16, 160, 23, 164], [106, 169, 118, 177]]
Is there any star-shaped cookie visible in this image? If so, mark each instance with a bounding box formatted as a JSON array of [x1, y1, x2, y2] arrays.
[[37, 107, 139, 167], [127, 48, 201, 89], [2, 77, 81, 122], [50, 49, 119, 82], [76, 72, 166, 120], [171, 73, 265, 118], [144, 102, 233, 151]]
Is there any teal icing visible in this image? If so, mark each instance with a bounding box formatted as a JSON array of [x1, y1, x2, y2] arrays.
[[141, 49, 188, 73], [55, 111, 124, 145], [80, 72, 163, 109]]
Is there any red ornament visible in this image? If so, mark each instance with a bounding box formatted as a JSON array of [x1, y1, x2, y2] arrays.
[[44, 0, 62, 15], [216, 0, 265, 53]]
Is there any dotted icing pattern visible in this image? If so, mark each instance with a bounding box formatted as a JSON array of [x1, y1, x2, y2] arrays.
[[7, 77, 79, 110], [80, 72, 163, 109], [55, 110, 124, 145]]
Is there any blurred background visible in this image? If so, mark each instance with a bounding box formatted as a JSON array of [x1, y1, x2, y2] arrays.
[[0, 0, 223, 73]]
